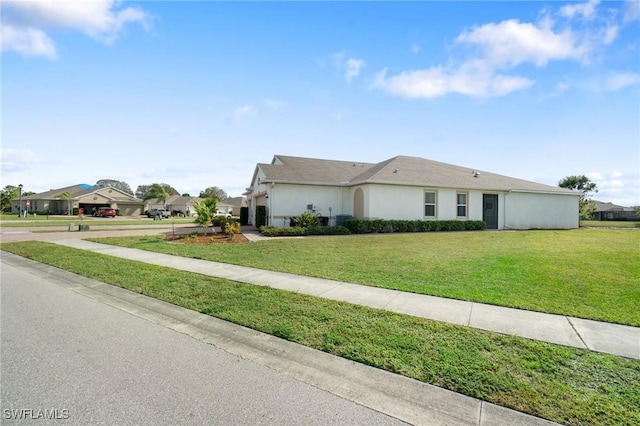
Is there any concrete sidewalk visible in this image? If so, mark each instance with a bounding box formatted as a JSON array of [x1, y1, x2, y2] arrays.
[[52, 239, 639, 359]]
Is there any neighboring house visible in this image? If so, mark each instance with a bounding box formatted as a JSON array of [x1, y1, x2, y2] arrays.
[[145, 195, 203, 216], [12, 184, 144, 216], [245, 155, 580, 230], [592, 200, 638, 221], [145, 195, 247, 217], [217, 196, 247, 216]]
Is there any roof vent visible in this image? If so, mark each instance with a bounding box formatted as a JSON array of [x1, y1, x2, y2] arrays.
[[472, 171, 480, 178], [393, 168, 399, 173]]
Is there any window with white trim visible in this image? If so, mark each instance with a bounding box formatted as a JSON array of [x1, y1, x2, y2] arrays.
[[424, 191, 437, 218], [456, 192, 468, 217]]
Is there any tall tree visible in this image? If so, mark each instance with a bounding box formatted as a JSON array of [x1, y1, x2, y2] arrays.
[[142, 183, 170, 208], [95, 179, 134, 195], [558, 175, 598, 220], [136, 183, 179, 200], [199, 186, 228, 200], [57, 191, 73, 216], [1, 185, 20, 212]]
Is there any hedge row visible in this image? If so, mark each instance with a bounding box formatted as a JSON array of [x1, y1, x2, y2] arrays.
[[259, 220, 484, 236], [345, 219, 486, 234], [259, 225, 351, 237]]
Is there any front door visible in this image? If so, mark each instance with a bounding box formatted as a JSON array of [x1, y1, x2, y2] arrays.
[[483, 194, 498, 229]]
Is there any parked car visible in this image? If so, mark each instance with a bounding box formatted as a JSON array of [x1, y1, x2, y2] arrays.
[[214, 211, 232, 219], [148, 209, 171, 219], [95, 207, 116, 218]]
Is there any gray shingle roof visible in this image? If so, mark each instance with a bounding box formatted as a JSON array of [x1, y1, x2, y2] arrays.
[[23, 184, 98, 200], [23, 184, 140, 201], [258, 156, 375, 185], [258, 155, 574, 194], [594, 200, 633, 212]]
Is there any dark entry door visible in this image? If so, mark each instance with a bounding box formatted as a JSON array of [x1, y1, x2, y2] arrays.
[[483, 194, 498, 229]]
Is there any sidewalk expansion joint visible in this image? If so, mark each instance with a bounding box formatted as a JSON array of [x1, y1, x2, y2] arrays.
[[467, 303, 474, 327], [381, 292, 401, 310], [566, 317, 589, 350]]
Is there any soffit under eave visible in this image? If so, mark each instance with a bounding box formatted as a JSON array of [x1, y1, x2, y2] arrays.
[[348, 179, 576, 195], [258, 179, 351, 187]]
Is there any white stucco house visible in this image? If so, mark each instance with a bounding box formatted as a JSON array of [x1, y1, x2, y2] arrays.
[[245, 155, 580, 230]]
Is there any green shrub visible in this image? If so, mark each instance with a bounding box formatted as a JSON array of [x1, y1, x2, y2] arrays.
[[223, 221, 241, 239], [295, 211, 320, 229], [215, 216, 228, 228], [259, 225, 351, 237], [255, 206, 267, 228], [260, 226, 307, 237], [307, 226, 351, 235], [345, 219, 485, 234]]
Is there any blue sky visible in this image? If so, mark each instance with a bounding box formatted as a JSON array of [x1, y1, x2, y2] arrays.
[[2, 0, 639, 205]]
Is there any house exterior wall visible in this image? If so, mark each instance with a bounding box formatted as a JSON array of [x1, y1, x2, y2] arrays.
[[365, 184, 495, 223], [268, 183, 348, 226], [118, 205, 143, 216], [503, 192, 579, 229], [262, 183, 578, 230]]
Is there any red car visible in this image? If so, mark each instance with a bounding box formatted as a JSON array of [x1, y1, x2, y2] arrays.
[[95, 208, 116, 218]]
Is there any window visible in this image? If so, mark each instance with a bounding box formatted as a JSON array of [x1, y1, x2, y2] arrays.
[[456, 193, 467, 217], [424, 191, 437, 218]]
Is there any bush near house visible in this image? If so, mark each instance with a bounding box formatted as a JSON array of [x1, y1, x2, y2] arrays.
[[260, 218, 485, 237], [260, 225, 350, 237], [345, 219, 486, 234], [255, 205, 267, 228]]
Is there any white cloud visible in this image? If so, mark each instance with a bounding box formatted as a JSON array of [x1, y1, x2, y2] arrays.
[[232, 105, 254, 123], [589, 170, 640, 206], [455, 19, 588, 67], [0, 147, 39, 172], [372, 1, 633, 100], [331, 52, 365, 82], [559, 0, 600, 20], [345, 58, 365, 82], [372, 66, 534, 99], [605, 72, 640, 91], [602, 24, 619, 45], [0, 24, 56, 59], [624, 0, 640, 23], [1, 0, 151, 58]]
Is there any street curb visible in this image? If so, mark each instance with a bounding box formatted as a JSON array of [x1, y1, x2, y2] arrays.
[[2, 252, 560, 426]]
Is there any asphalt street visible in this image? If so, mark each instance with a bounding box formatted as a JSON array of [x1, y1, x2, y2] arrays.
[[1, 259, 407, 426]]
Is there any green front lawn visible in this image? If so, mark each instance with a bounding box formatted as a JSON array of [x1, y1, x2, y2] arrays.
[[581, 220, 640, 228], [91, 229, 640, 326], [0, 214, 195, 227], [1, 241, 639, 426]]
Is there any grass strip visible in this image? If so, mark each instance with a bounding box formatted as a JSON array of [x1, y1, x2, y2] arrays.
[[2, 241, 639, 426], [581, 221, 640, 228], [90, 229, 640, 326]]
